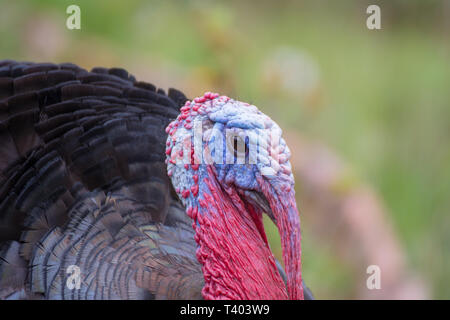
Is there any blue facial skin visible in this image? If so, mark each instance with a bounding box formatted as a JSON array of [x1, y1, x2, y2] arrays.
[[166, 96, 294, 219], [208, 103, 267, 130], [206, 125, 260, 191]]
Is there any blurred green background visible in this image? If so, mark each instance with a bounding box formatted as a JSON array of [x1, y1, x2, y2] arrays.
[[0, 0, 449, 299]]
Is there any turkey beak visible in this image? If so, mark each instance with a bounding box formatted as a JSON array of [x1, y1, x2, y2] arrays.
[[244, 190, 275, 222]]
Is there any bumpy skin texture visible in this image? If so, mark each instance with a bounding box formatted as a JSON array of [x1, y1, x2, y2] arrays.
[[166, 93, 304, 299], [0, 60, 203, 299]]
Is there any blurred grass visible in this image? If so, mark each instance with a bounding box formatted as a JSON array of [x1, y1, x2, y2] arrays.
[[0, 0, 449, 298]]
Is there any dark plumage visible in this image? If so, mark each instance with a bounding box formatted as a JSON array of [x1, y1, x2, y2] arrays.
[[0, 60, 313, 300], [0, 60, 204, 299]]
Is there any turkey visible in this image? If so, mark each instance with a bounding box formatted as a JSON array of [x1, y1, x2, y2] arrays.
[[0, 60, 312, 300]]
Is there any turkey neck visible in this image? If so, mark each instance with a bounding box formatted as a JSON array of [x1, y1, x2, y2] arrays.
[[189, 166, 287, 300]]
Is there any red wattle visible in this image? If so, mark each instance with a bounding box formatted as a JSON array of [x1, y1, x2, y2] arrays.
[[192, 167, 288, 300]]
